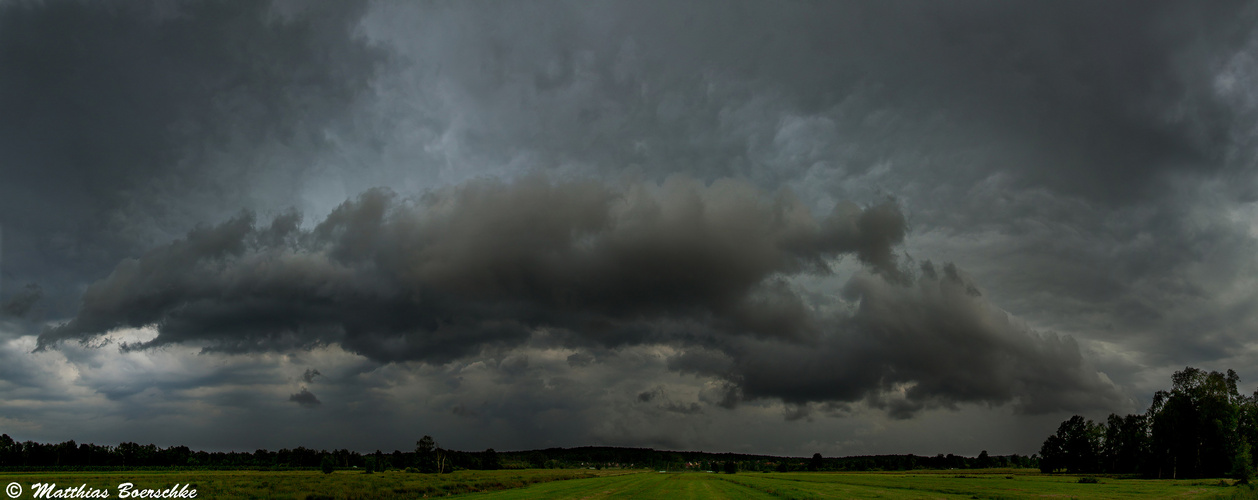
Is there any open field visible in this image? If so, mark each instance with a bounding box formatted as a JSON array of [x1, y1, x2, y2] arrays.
[[459, 470, 1258, 500], [2, 469, 1255, 499], [0, 469, 625, 499]]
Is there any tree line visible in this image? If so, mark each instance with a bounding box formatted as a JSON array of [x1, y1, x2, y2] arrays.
[[0, 432, 1033, 473], [1039, 367, 1258, 480], [0, 434, 502, 471]]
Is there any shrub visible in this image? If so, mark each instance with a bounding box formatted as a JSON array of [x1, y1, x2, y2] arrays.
[[1233, 442, 1252, 484], [1077, 477, 1098, 484]]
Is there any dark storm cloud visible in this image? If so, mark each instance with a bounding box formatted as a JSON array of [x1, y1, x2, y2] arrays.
[[349, 5, 1258, 399], [671, 263, 1122, 417], [37, 176, 1120, 415], [38, 176, 904, 358], [289, 387, 321, 408], [637, 386, 703, 415], [0, 0, 383, 317]]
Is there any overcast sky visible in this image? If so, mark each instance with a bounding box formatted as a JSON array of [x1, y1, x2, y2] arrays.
[[3, 0, 1258, 457]]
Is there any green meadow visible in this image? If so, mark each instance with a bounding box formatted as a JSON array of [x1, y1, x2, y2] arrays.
[[0, 469, 622, 499], [3, 469, 1256, 499], [460, 470, 1257, 500]]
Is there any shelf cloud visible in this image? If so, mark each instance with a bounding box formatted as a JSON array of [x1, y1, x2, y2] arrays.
[[39, 176, 1118, 417]]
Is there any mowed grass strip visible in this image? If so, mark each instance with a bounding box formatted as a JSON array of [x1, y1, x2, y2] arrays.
[[0, 469, 627, 500], [453, 472, 781, 499]]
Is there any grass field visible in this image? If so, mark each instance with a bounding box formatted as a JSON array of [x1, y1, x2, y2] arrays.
[[2, 469, 1255, 499], [0, 469, 625, 499], [457, 470, 1258, 499]]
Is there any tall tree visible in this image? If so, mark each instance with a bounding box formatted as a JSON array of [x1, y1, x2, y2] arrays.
[[1045, 415, 1102, 473], [1039, 434, 1065, 473], [809, 453, 824, 471], [415, 435, 437, 473], [1148, 367, 1242, 478], [1102, 413, 1149, 474], [1239, 391, 1258, 481], [481, 448, 500, 470]]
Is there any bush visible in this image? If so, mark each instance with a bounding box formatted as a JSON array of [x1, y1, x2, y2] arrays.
[[1233, 443, 1253, 484], [320, 456, 334, 475], [1077, 477, 1098, 484]]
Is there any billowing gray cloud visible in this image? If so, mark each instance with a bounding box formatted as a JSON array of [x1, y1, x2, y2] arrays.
[[638, 386, 704, 415], [671, 263, 1123, 417], [289, 387, 322, 408], [38, 176, 903, 357], [36, 176, 1120, 416]]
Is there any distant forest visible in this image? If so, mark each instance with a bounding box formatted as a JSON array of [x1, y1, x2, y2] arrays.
[[22, 369, 1255, 478], [1039, 367, 1258, 481], [0, 432, 1034, 473]]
